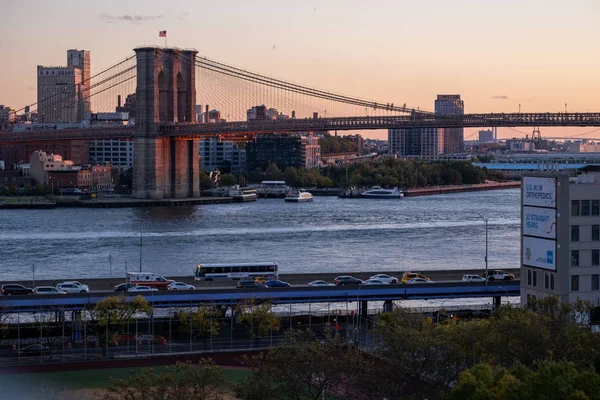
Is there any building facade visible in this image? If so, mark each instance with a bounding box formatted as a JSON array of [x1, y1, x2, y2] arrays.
[[200, 139, 246, 173], [0, 140, 89, 167], [89, 139, 133, 168], [521, 168, 600, 307], [30, 150, 79, 185], [246, 134, 321, 171], [478, 129, 494, 143], [388, 128, 444, 159], [67, 49, 91, 114], [0, 105, 15, 123], [435, 94, 464, 154]]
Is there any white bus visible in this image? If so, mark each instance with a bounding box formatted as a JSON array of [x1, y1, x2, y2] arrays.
[[194, 262, 278, 281]]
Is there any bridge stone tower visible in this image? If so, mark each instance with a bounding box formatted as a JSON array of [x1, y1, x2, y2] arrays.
[[132, 47, 200, 199]]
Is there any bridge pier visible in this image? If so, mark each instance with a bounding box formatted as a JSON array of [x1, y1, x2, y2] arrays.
[[383, 300, 394, 313], [132, 46, 199, 199], [493, 296, 502, 307]]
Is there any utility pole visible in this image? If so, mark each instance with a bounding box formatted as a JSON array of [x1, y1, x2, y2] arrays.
[[139, 226, 143, 273]]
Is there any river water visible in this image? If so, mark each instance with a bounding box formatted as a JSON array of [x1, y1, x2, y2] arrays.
[[0, 189, 520, 281]]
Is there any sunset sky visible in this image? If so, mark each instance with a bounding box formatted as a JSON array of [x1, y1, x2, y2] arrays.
[[1, 0, 599, 139]]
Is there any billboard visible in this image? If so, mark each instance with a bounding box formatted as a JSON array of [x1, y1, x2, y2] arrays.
[[523, 206, 557, 239], [523, 236, 556, 270], [523, 177, 557, 208]]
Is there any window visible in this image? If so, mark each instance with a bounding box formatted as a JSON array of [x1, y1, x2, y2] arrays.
[[528, 269, 532, 286], [571, 275, 579, 291], [593, 200, 600, 216], [582, 200, 590, 216], [571, 250, 580, 267], [593, 225, 600, 241], [571, 225, 580, 241], [533, 271, 537, 286], [545, 273, 549, 289], [593, 275, 600, 291], [550, 274, 555, 290], [571, 200, 580, 216], [593, 250, 600, 266]]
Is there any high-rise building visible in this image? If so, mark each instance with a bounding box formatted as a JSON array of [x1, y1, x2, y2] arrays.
[[246, 134, 321, 171], [247, 105, 279, 121], [478, 129, 494, 143], [0, 105, 15, 123], [388, 128, 444, 159], [435, 94, 464, 154], [37, 49, 91, 123], [200, 138, 246, 173], [520, 168, 600, 306]]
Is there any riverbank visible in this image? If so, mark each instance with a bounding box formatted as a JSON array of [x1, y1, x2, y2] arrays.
[[404, 181, 520, 197]]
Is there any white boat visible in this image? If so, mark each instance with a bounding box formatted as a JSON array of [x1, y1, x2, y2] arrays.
[[228, 186, 258, 202], [285, 190, 313, 202], [360, 186, 404, 199]]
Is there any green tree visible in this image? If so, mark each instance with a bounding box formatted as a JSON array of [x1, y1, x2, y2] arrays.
[[219, 173, 237, 187], [235, 331, 374, 400], [235, 300, 280, 338], [177, 306, 220, 344], [284, 167, 300, 187], [264, 163, 284, 181], [199, 171, 214, 189], [102, 359, 226, 400]]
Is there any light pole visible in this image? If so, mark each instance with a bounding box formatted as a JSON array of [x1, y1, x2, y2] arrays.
[[437, 298, 451, 324], [472, 211, 489, 288]]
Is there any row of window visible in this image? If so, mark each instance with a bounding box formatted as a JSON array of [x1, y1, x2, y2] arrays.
[[527, 269, 555, 290], [571, 200, 600, 217], [571, 275, 600, 291], [571, 225, 600, 241], [571, 250, 600, 266]]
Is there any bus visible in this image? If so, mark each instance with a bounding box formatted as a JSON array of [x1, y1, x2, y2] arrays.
[[194, 262, 278, 281]]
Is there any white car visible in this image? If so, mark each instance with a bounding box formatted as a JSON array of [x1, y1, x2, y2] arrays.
[[405, 278, 435, 284], [33, 286, 67, 295], [361, 279, 389, 285], [167, 282, 195, 290], [307, 280, 335, 287], [56, 282, 90, 293], [462, 274, 486, 283], [369, 274, 399, 284], [128, 286, 159, 292]]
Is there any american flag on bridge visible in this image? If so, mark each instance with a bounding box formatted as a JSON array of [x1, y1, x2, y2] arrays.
[[159, 30, 167, 37]]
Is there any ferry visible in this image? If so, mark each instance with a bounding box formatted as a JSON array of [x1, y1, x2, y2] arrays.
[[255, 181, 292, 198], [228, 186, 258, 202], [360, 186, 404, 199], [285, 189, 313, 202]]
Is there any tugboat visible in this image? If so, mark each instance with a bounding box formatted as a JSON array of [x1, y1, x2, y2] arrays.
[[284, 189, 313, 202]]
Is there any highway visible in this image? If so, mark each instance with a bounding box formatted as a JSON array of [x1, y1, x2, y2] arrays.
[[5, 268, 520, 292]]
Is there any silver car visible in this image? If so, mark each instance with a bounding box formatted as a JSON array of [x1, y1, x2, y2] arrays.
[[56, 282, 90, 293], [33, 286, 67, 295]]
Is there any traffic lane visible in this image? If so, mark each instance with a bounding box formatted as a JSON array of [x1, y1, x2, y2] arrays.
[[5, 268, 520, 292]]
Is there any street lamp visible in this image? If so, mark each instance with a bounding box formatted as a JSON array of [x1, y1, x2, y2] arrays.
[[472, 211, 489, 288]]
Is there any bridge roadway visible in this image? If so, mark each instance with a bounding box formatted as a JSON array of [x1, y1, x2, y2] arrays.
[[1, 112, 599, 143], [8, 268, 520, 292], [0, 269, 520, 312]]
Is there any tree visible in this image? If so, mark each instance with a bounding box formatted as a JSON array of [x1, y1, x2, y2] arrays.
[[235, 300, 280, 338], [102, 359, 226, 400], [177, 306, 220, 345], [89, 295, 152, 355], [219, 173, 237, 187], [235, 330, 375, 400], [265, 163, 284, 181], [199, 171, 214, 189]]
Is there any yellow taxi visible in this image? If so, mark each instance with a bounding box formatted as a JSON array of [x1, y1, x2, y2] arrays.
[[401, 272, 431, 283]]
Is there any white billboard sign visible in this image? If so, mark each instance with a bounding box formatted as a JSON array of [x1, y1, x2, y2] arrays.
[[522, 236, 556, 270], [523, 206, 557, 239], [523, 177, 556, 208]]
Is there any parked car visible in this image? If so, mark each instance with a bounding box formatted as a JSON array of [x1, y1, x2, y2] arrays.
[[405, 278, 435, 284], [401, 272, 430, 283], [18, 344, 50, 357], [236, 280, 265, 289], [369, 274, 399, 284], [334, 276, 363, 286], [1, 284, 33, 296], [264, 280, 291, 288], [361, 279, 389, 285], [462, 274, 487, 283], [56, 282, 89, 293], [128, 286, 159, 292], [307, 280, 335, 287], [114, 282, 136, 292], [33, 286, 67, 295], [486, 270, 515, 281], [167, 282, 195, 290]]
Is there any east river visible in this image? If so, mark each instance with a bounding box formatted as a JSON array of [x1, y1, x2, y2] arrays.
[[0, 189, 520, 282]]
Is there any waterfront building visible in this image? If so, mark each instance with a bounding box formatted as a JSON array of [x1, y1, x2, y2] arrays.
[[521, 167, 600, 306], [1, 140, 89, 167], [246, 134, 321, 171], [388, 128, 444, 159], [89, 139, 133, 168], [435, 94, 464, 154], [30, 150, 79, 185], [77, 165, 113, 190], [200, 138, 246, 173]]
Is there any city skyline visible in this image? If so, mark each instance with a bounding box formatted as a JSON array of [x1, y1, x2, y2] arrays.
[[1, 0, 599, 140]]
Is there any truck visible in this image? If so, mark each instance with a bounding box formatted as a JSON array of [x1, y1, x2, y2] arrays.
[[126, 272, 174, 290]]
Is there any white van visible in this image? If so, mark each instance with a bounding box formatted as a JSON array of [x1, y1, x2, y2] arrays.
[[126, 272, 173, 289]]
